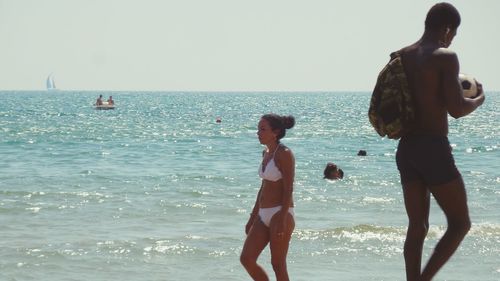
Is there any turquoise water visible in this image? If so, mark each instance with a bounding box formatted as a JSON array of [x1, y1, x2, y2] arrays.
[[0, 91, 498, 281]]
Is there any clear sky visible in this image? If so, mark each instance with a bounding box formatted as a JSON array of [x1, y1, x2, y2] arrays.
[[1, 0, 499, 91]]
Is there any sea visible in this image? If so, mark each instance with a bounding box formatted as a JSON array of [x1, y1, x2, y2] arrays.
[[0, 91, 498, 281]]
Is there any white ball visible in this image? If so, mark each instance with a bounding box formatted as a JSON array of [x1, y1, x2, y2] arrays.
[[458, 73, 478, 98]]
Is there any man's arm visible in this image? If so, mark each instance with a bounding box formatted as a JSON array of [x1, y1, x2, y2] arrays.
[[441, 50, 485, 118]]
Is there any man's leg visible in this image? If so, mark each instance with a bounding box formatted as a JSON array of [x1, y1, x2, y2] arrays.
[[402, 180, 431, 281], [420, 176, 471, 281]]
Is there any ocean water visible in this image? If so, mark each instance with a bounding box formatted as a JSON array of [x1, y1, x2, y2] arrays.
[[0, 91, 498, 281]]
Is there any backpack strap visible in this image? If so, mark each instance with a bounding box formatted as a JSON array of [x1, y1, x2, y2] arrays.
[[389, 50, 402, 61]]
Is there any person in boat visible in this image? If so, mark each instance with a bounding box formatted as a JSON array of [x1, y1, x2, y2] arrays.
[[96, 95, 103, 106], [107, 96, 114, 105], [241, 113, 296, 281]]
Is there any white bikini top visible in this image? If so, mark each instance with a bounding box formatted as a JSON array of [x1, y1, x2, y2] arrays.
[[259, 145, 283, 182]]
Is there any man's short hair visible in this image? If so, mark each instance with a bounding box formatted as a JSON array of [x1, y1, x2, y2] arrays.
[[425, 2, 461, 31]]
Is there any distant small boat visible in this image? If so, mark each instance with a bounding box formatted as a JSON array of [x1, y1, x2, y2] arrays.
[[95, 101, 115, 110], [46, 74, 58, 91]]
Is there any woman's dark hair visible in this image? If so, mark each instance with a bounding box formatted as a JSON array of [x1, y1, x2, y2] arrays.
[[425, 2, 461, 31], [323, 162, 338, 179], [338, 168, 344, 179], [261, 113, 295, 141]]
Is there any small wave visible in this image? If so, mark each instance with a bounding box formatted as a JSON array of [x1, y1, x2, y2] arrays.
[[144, 240, 196, 255], [185, 235, 205, 240], [296, 223, 500, 243], [469, 223, 500, 237], [25, 207, 41, 213], [425, 223, 500, 239], [209, 250, 231, 257], [362, 196, 395, 204], [295, 224, 406, 243]]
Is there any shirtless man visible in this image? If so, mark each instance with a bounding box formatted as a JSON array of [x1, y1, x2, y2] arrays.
[[96, 95, 103, 106], [395, 3, 485, 281]]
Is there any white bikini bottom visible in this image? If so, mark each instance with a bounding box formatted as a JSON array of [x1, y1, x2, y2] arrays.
[[258, 206, 295, 227]]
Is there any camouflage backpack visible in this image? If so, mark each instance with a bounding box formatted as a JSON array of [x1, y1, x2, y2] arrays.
[[368, 51, 415, 139]]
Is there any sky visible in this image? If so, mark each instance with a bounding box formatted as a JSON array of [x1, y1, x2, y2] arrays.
[[1, 0, 499, 91]]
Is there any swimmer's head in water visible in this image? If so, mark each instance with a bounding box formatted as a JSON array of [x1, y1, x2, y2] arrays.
[[324, 162, 343, 180]]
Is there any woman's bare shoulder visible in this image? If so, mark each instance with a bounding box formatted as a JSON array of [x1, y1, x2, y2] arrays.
[[276, 145, 294, 161]]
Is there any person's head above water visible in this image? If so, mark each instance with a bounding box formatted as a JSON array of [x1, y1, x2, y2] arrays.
[[258, 114, 295, 145], [324, 162, 343, 180]]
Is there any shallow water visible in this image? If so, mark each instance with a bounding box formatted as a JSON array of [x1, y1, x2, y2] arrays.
[[0, 91, 498, 280]]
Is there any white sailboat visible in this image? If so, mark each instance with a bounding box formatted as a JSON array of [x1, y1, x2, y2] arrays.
[[46, 74, 58, 91]]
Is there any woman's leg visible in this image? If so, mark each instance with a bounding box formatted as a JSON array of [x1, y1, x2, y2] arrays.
[[241, 218, 270, 281], [269, 212, 295, 281]]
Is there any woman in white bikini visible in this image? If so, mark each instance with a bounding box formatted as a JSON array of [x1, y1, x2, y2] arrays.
[[240, 113, 295, 281]]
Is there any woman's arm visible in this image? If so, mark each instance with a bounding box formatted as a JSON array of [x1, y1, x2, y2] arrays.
[[246, 183, 263, 234], [276, 147, 295, 229]]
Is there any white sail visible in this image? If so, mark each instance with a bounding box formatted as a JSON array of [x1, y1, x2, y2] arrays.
[[46, 74, 57, 90]]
